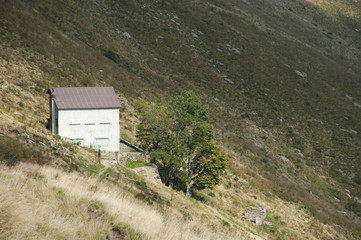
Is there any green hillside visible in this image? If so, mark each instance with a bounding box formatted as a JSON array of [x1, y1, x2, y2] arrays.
[[1, 0, 361, 239]]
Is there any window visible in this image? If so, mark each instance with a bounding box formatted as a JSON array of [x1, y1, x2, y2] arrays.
[[99, 123, 111, 130], [85, 123, 96, 130], [70, 138, 84, 145], [95, 138, 109, 146], [69, 123, 81, 131]]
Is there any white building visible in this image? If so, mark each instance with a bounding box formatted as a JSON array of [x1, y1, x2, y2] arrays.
[[48, 87, 121, 152]]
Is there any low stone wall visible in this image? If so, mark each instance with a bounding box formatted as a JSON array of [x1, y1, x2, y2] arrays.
[[241, 207, 267, 225], [132, 165, 162, 183], [101, 151, 117, 160]]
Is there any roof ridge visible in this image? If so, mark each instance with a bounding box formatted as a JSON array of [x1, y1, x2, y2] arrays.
[[50, 87, 121, 109]]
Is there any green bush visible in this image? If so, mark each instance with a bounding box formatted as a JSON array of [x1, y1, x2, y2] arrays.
[[89, 200, 106, 214], [102, 49, 120, 64]]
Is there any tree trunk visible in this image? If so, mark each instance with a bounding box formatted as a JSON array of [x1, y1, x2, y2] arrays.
[[186, 183, 192, 197], [186, 156, 193, 197]]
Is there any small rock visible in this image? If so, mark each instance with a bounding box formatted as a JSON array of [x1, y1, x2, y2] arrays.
[[263, 221, 273, 226], [21, 132, 30, 139], [157, 35, 164, 39], [255, 142, 262, 148], [296, 149, 304, 157], [314, 119, 323, 125], [338, 211, 350, 217], [225, 78, 234, 84], [1, 85, 8, 89], [353, 102, 361, 108], [153, 58, 159, 61], [340, 128, 358, 135], [191, 32, 199, 38], [123, 32, 131, 39], [279, 155, 290, 163], [334, 197, 340, 202], [214, 97, 219, 102], [357, 199, 361, 204], [294, 70, 307, 78], [346, 193, 352, 198], [234, 176, 239, 182], [346, 95, 353, 101], [232, 48, 241, 54], [349, 129, 358, 135]]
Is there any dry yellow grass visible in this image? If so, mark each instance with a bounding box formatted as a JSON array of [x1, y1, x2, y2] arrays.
[[0, 162, 247, 240], [1, 159, 355, 240]]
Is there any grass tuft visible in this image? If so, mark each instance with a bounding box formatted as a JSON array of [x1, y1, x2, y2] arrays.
[[126, 161, 153, 169]]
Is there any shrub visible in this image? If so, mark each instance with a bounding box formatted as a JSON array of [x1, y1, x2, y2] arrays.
[[102, 49, 120, 64], [89, 200, 106, 213]]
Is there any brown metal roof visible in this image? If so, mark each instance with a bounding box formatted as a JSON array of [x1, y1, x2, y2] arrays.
[[51, 87, 121, 109]]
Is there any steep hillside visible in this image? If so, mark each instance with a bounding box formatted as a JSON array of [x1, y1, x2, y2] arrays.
[[1, 0, 361, 239]]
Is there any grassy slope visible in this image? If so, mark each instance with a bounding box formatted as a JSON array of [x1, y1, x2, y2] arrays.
[[0, 0, 361, 239]]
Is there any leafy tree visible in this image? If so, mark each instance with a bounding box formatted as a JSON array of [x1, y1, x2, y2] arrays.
[[151, 149, 188, 191], [135, 91, 228, 197], [192, 142, 228, 190], [135, 99, 185, 189], [173, 91, 215, 196], [134, 99, 173, 152]]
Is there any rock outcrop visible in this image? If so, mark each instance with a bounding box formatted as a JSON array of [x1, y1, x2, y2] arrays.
[[132, 165, 162, 183], [242, 207, 267, 225]]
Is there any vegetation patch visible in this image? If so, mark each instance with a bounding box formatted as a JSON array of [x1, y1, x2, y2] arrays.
[[135, 91, 228, 196], [126, 160, 152, 169], [112, 222, 147, 240], [102, 49, 121, 64]]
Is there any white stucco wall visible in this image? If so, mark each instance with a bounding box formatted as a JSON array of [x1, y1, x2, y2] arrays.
[[57, 108, 119, 151]]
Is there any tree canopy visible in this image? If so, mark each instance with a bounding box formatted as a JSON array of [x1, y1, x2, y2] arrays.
[[135, 91, 228, 196]]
